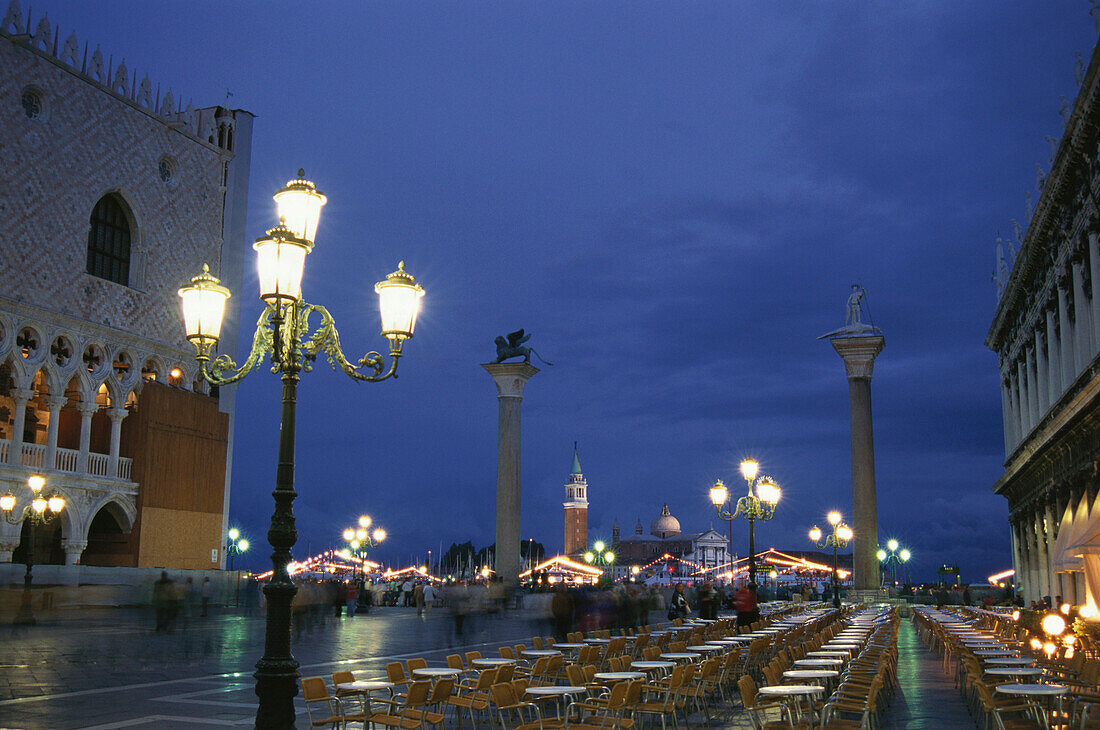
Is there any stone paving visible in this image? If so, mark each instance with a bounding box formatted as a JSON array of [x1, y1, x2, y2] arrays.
[[0, 605, 976, 728]]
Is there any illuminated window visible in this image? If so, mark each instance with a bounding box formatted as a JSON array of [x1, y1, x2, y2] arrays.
[[86, 194, 132, 285]]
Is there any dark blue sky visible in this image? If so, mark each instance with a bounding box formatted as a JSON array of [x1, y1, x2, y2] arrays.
[[55, 2, 1094, 582]]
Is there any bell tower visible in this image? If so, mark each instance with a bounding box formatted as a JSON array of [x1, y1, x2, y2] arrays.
[[563, 442, 588, 556]]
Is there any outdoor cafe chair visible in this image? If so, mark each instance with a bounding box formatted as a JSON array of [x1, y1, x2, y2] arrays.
[[300, 676, 350, 730], [369, 680, 442, 730]]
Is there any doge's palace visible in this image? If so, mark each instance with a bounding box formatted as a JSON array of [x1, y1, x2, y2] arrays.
[[0, 1, 253, 569]]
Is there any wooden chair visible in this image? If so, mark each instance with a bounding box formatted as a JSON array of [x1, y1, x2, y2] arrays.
[[448, 667, 495, 726], [369, 680, 438, 729], [489, 681, 564, 730]]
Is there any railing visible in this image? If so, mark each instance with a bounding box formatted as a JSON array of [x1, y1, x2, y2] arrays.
[[0, 439, 133, 481]]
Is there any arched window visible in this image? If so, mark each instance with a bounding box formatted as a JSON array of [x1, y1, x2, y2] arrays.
[[86, 194, 132, 285]]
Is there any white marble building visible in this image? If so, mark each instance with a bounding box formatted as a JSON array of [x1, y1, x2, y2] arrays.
[[0, 2, 252, 569]]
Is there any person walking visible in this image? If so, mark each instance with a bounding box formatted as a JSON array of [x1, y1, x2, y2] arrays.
[[422, 581, 436, 615], [669, 583, 690, 620], [200, 577, 213, 617], [414, 582, 426, 616]]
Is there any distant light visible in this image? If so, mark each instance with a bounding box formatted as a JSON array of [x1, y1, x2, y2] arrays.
[[238, 539, 249, 552], [1081, 604, 1098, 619], [228, 528, 240, 541], [899, 549, 911, 562], [170, 368, 182, 379], [836, 525, 853, 542], [887, 539, 899, 552], [1042, 614, 1066, 636], [594, 541, 605, 552], [359, 515, 371, 528], [1012, 610, 1020, 621], [1061, 603, 1071, 615], [827, 511, 842, 526], [740, 459, 759, 482], [584, 552, 595, 563], [876, 549, 887, 562]]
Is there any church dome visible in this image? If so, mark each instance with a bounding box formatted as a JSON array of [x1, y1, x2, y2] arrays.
[[650, 504, 681, 538]]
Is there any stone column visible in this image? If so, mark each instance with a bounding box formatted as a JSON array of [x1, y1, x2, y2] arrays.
[[1025, 345, 1039, 429], [482, 362, 539, 585], [1035, 330, 1049, 416], [1046, 308, 1061, 403], [7, 387, 33, 465], [1074, 258, 1091, 372], [43, 395, 67, 471], [76, 402, 98, 472], [1000, 378, 1013, 456], [62, 539, 87, 566], [1016, 360, 1030, 436], [106, 407, 128, 479], [1010, 521, 1024, 601], [1011, 371, 1024, 448], [1058, 279, 1075, 387], [0, 537, 19, 563], [1036, 510, 1052, 601], [1090, 230, 1100, 352], [829, 334, 884, 593]]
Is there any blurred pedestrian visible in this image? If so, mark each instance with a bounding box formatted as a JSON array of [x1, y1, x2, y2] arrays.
[[153, 571, 173, 632], [201, 577, 213, 617]]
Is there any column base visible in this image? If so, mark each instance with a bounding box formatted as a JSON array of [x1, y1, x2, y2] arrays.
[[846, 588, 890, 605]]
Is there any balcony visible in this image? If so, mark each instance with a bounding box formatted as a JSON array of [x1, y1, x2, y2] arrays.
[[0, 439, 132, 481]]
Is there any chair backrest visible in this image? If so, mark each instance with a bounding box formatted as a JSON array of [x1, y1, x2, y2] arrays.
[[476, 667, 499, 689], [405, 681, 432, 707], [669, 641, 687, 653], [514, 644, 526, 657], [544, 636, 556, 647], [738, 675, 758, 708], [386, 662, 408, 684], [603, 680, 629, 711], [532, 636, 545, 650], [427, 677, 454, 703], [301, 676, 330, 702], [643, 646, 661, 661], [499, 646, 516, 660], [633, 634, 650, 652], [465, 650, 482, 665], [332, 670, 354, 688], [566, 664, 585, 686], [490, 682, 519, 714], [497, 664, 515, 683], [407, 657, 428, 673], [447, 654, 465, 672]]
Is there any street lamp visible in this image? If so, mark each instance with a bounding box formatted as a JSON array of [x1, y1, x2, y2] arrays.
[[710, 458, 780, 584], [178, 170, 425, 729], [583, 540, 615, 568], [877, 539, 911, 589], [1, 475, 65, 625], [226, 528, 249, 607], [809, 510, 853, 608], [343, 515, 386, 579]]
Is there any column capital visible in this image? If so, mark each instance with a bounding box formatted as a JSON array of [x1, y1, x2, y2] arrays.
[[829, 335, 885, 380], [42, 395, 68, 411], [9, 387, 34, 403], [106, 406, 129, 422], [481, 362, 540, 398], [76, 402, 99, 417], [62, 540, 87, 565]]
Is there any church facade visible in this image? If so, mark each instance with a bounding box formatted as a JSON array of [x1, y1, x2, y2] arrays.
[[987, 18, 1100, 607], [0, 4, 253, 569]]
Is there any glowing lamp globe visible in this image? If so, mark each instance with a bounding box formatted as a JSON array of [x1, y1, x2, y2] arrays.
[[0, 494, 15, 511], [605, 552, 615, 563], [47, 495, 64, 513], [584, 552, 595, 563], [827, 511, 842, 526], [238, 539, 249, 552], [253, 224, 311, 304], [343, 528, 355, 542], [375, 262, 425, 341], [1061, 603, 1071, 615], [756, 478, 780, 505], [740, 458, 759, 482], [372, 529, 386, 542], [1044, 642, 1056, 658], [1012, 610, 1021, 621], [31, 497, 47, 513], [27, 475, 45, 492], [355, 529, 367, 541], [1065, 634, 1077, 646], [710, 479, 728, 506], [273, 170, 326, 243], [1042, 613, 1067, 636], [837, 525, 854, 542], [887, 539, 899, 552], [768, 570, 778, 579], [877, 549, 887, 561], [1030, 637, 1042, 650], [899, 549, 911, 562], [1082, 604, 1099, 619], [228, 528, 240, 541], [359, 515, 371, 528], [179, 265, 231, 345], [594, 541, 605, 552], [809, 527, 823, 543]]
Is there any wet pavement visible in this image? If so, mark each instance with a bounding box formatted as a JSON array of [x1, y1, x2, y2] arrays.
[[0, 605, 975, 728]]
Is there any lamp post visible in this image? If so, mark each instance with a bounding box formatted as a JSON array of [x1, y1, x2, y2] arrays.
[[226, 528, 249, 607], [876, 539, 910, 589], [710, 458, 780, 584], [583, 541, 615, 573], [809, 511, 853, 608], [1, 475, 65, 625], [178, 170, 425, 729], [343, 514, 386, 580]]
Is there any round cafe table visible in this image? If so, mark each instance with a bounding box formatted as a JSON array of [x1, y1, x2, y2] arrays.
[[685, 645, 724, 654], [594, 671, 646, 682], [758, 684, 824, 723], [986, 667, 1044, 679], [782, 669, 838, 681], [793, 658, 844, 668], [659, 653, 700, 662], [995, 683, 1067, 726], [974, 650, 1018, 657], [526, 685, 587, 721], [552, 643, 585, 651], [985, 658, 1036, 666], [521, 650, 563, 658], [584, 638, 611, 645], [336, 680, 395, 713], [806, 651, 848, 658], [471, 658, 515, 668], [631, 660, 676, 674], [412, 668, 462, 679]]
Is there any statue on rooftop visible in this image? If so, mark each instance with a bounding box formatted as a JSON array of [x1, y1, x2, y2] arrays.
[[493, 329, 552, 365]]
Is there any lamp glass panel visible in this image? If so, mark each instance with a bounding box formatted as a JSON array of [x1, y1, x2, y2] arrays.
[[377, 281, 423, 339], [47, 496, 64, 512], [343, 529, 355, 541], [359, 515, 371, 528], [274, 188, 325, 242], [837, 525, 853, 541], [899, 549, 911, 561], [0, 494, 15, 511], [710, 482, 728, 506], [180, 285, 228, 341], [373, 529, 386, 542], [27, 475, 45, 492], [757, 480, 780, 505], [31, 497, 46, 513], [255, 238, 307, 303], [228, 528, 239, 540], [740, 459, 759, 482], [809, 527, 822, 542]]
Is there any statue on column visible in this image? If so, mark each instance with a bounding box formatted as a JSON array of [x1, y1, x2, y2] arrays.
[[820, 285, 882, 339], [493, 329, 553, 365]]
